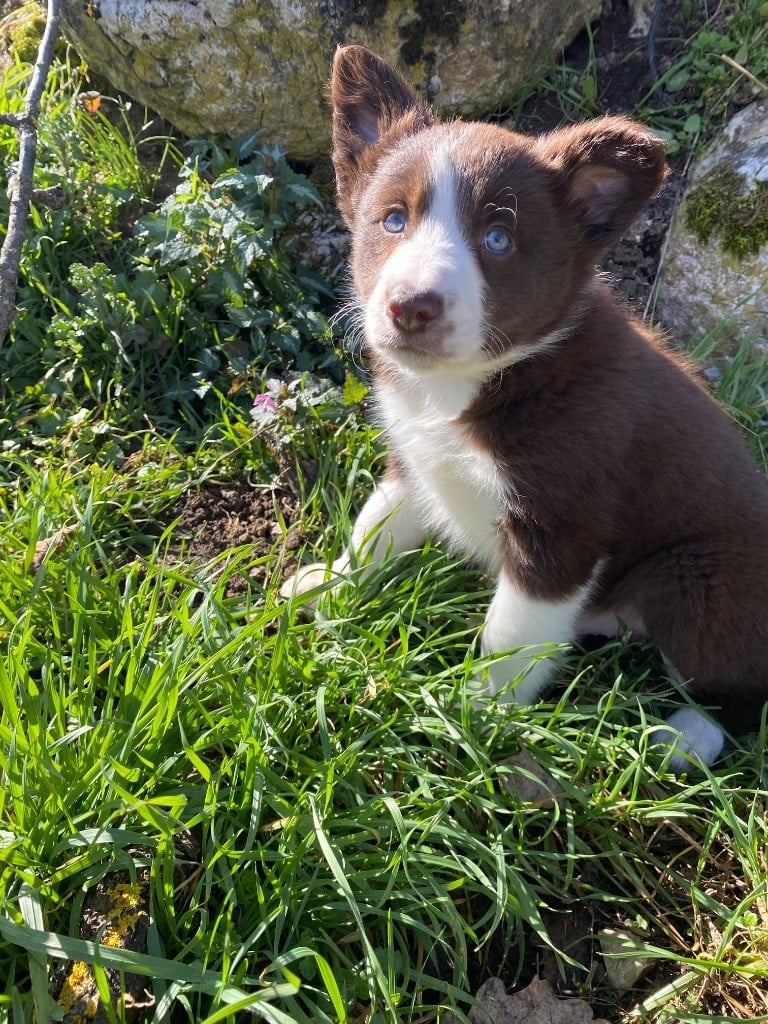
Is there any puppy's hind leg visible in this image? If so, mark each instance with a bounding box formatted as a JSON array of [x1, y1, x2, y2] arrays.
[[281, 468, 426, 598], [652, 707, 725, 772], [620, 540, 763, 771]]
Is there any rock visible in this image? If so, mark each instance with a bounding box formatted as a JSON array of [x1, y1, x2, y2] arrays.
[[467, 976, 610, 1024], [49, 869, 153, 1023], [59, 0, 601, 160], [598, 927, 654, 992], [656, 100, 768, 352], [501, 747, 563, 805], [627, 0, 656, 38]]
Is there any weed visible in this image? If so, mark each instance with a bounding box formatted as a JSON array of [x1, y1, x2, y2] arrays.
[[0, 60, 344, 460]]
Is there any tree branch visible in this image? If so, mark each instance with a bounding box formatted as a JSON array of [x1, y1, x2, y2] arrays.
[[0, 0, 61, 350]]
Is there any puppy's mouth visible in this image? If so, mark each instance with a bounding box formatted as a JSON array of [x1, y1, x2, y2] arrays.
[[369, 290, 467, 365], [383, 323, 450, 354]]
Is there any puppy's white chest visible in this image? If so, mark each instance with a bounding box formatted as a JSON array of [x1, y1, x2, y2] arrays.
[[379, 379, 505, 567]]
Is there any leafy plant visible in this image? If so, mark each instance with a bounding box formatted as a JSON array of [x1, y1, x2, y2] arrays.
[[1, 58, 344, 457], [638, 0, 768, 153], [133, 134, 343, 386]]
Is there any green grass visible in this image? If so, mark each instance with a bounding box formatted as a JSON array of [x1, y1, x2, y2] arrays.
[[2, 371, 768, 1022], [1, 4, 768, 1022]]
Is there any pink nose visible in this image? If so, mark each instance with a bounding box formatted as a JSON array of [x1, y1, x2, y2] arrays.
[[387, 290, 444, 333]]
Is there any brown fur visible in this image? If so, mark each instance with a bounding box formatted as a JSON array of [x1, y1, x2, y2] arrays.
[[330, 45, 768, 739]]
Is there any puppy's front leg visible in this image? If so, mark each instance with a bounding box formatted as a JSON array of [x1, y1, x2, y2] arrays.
[[480, 569, 592, 704], [281, 468, 426, 598]]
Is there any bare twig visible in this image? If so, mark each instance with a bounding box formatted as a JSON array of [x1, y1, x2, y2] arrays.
[[0, 0, 61, 350], [720, 52, 768, 95]]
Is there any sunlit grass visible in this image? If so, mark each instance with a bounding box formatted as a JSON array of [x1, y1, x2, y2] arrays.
[[1, 352, 767, 1021]]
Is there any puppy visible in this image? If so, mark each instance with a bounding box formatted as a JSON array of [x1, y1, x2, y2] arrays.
[[283, 44, 768, 771]]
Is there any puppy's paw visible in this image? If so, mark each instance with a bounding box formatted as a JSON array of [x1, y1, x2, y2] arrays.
[[280, 562, 335, 600], [280, 555, 355, 602], [653, 707, 725, 773]]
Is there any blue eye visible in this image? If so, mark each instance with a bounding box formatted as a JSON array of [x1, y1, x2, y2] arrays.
[[484, 227, 512, 253], [383, 210, 407, 234]]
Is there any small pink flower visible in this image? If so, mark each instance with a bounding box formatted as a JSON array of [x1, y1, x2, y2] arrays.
[[253, 393, 278, 413]]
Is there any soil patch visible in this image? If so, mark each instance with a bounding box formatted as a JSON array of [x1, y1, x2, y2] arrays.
[[166, 481, 303, 596]]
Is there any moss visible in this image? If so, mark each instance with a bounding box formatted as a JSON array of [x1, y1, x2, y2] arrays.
[[8, 7, 46, 63], [685, 164, 768, 260], [6, 3, 68, 64]]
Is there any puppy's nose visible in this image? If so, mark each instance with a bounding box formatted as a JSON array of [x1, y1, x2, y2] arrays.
[[387, 290, 444, 333]]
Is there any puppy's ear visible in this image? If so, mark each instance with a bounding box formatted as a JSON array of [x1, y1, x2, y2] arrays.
[[536, 117, 667, 254], [330, 45, 433, 223]]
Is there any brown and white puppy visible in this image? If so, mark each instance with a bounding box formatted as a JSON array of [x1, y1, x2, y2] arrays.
[[283, 44, 768, 770]]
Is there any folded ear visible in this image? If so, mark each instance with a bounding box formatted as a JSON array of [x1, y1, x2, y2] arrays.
[[536, 117, 667, 254], [330, 45, 433, 223]]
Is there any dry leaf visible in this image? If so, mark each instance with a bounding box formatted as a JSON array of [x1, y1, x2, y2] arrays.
[[599, 928, 654, 992], [29, 525, 77, 572], [78, 90, 102, 113], [468, 976, 610, 1024]]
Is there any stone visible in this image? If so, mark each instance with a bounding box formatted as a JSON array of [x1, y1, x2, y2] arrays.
[[655, 100, 768, 352], [628, 0, 656, 38], [59, 0, 601, 160], [466, 976, 610, 1024], [501, 747, 563, 806]]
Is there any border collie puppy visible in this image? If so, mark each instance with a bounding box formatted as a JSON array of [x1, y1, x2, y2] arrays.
[[283, 44, 768, 771]]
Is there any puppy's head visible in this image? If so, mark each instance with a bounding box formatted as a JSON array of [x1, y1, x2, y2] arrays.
[[331, 45, 667, 375]]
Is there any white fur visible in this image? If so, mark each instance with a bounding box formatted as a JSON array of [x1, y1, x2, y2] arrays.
[[653, 707, 725, 771], [280, 474, 425, 597], [480, 569, 598, 704], [366, 142, 486, 367], [378, 377, 506, 566]]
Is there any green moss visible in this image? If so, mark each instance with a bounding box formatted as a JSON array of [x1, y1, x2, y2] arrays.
[[685, 164, 768, 260], [9, 8, 46, 63]]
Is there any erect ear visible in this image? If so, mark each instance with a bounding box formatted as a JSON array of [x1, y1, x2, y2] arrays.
[[536, 117, 668, 253], [330, 45, 433, 223]]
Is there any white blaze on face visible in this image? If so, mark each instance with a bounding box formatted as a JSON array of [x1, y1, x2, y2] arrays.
[[365, 139, 486, 365]]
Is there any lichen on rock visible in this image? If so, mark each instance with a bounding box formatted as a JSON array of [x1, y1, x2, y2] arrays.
[[49, 871, 153, 1024], [58, 0, 602, 160], [684, 165, 768, 260], [656, 99, 768, 350]]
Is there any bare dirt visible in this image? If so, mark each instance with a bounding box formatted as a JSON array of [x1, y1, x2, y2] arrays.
[[167, 481, 303, 596]]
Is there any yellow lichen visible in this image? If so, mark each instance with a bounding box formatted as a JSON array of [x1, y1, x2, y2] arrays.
[[102, 881, 146, 938], [90, 880, 148, 949], [57, 880, 148, 1018], [56, 960, 95, 1013]]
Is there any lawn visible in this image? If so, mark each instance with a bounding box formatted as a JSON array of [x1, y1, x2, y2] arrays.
[[1, 4, 768, 1022]]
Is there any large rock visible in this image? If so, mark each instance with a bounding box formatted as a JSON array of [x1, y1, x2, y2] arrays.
[[656, 100, 768, 351], [59, 0, 601, 160]]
